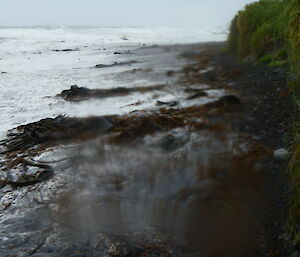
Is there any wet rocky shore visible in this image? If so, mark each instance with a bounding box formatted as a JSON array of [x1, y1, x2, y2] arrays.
[[0, 42, 295, 257]]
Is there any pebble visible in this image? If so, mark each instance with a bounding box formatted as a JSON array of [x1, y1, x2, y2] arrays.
[[273, 148, 289, 161], [227, 82, 237, 87], [208, 108, 219, 115]]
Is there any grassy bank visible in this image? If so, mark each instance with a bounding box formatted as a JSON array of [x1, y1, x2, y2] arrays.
[[228, 0, 300, 248], [228, 0, 286, 64], [228, 0, 299, 82]]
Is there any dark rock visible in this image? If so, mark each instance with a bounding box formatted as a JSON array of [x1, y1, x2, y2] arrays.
[[58, 85, 91, 101], [52, 48, 79, 52], [166, 70, 175, 76], [58, 84, 165, 102], [186, 91, 208, 100], [220, 95, 241, 105], [184, 88, 205, 93], [95, 61, 137, 69], [158, 134, 188, 152], [131, 68, 143, 73], [95, 64, 111, 68], [273, 148, 289, 161], [204, 94, 241, 110], [85, 117, 114, 133], [108, 87, 130, 94], [113, 50, 132, 55], [156, 100, 179, 107]]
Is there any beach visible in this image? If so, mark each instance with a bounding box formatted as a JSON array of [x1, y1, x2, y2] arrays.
[[0, 27, 294, 257]]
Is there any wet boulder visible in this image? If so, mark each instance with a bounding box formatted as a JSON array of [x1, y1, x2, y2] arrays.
[[206, 95, 241, 109], [156, 100, 179, 107], [58, 85, 91, 101], [185, 88, 208, 100], [187, 91, 208, 100], [52, 48, 79, 52], [221, 95, 241, 105], [273, 148, 289, 161]]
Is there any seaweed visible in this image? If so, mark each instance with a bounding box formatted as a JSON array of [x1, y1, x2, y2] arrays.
[[58, 84, 166, 101], [0, 115, 113, 154]]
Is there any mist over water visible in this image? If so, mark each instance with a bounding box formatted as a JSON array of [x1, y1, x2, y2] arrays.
[[55, 128, 267, 255]]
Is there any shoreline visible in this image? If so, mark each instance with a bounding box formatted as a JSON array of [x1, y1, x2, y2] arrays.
[[0, 42, 295, 256]]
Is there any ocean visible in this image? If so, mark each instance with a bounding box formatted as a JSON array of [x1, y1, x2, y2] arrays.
[[0, 27, 225, 137]]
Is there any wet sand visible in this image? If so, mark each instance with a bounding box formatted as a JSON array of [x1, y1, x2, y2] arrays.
[[0, 42, 295, 257]]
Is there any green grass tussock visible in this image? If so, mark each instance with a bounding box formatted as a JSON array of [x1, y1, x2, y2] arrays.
[[228, 0, 300, 248], [285, 1, 300, 244], [228, 0, 285, 59], [284, 0, 300, 91], [289, 132, 300, 245]]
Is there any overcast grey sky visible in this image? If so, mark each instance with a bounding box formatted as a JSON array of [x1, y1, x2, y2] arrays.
[[0, 0, 254, 28]]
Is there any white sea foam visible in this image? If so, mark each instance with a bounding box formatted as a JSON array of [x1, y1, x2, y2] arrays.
[[0, 27, 225, 138]]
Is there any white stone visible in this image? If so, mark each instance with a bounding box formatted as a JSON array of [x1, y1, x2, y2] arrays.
[[273, 148, 289, 161]]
